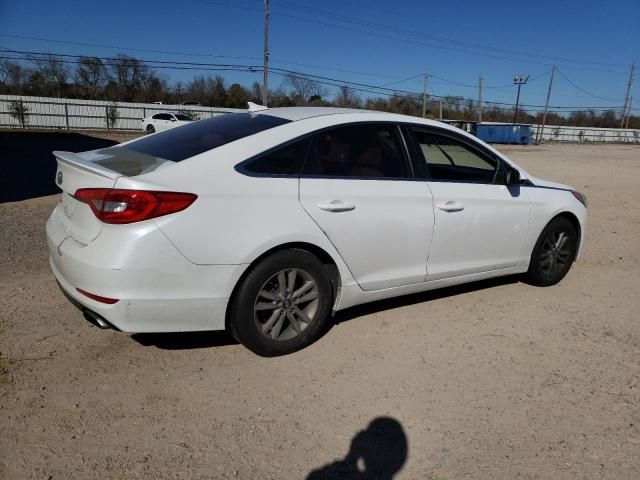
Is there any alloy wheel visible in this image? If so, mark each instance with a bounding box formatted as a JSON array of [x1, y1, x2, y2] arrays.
[[253, 268, 320, 341], [539, 229, 572, 276]]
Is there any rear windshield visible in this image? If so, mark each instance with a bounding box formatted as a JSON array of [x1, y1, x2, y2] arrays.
[[93, 113, 290, 175]]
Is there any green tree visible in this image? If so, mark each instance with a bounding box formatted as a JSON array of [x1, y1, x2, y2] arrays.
[[226, 83, 249, 108]]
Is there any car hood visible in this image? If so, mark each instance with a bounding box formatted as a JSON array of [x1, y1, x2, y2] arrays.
[[527, 174, 573, 191]]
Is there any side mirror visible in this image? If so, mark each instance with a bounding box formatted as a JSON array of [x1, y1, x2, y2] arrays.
[[505, 166, 521, 185]]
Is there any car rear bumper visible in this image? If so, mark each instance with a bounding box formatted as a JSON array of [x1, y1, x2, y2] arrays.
[[46, 209, 245, 333]]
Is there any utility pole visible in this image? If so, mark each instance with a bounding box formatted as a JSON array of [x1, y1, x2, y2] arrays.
[[422, 69, 428, 118], [439, 97, 443, 121], [512, 73, 529, 124], [478, 73, 483, 123], [620, 61, 635, 128], [262, 0, 270, 106], [538, 66, 556, 143], [625, 97, 633, 129]]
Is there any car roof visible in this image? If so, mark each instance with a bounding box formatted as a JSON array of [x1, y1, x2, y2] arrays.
[[257, 106, 448, 129], [256, 107, 365, 121]]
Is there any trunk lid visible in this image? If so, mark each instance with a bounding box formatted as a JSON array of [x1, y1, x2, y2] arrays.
[[53, 150, 120, 244]]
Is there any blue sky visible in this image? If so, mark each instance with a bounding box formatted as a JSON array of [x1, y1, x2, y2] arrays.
[[1, 0, 638, 112]]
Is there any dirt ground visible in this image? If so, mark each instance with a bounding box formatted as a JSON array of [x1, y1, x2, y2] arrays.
[[1, 141, 639, 479]]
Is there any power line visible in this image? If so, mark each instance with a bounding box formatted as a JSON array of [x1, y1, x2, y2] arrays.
[[1, 48, 626, 112], [191, 0, 629, 73], [378, 73, 424, 88], [0, 32, 411, 81], [556, 68, 624, 101], [0, 33, 261, 62], [271, 0, 626, 69]]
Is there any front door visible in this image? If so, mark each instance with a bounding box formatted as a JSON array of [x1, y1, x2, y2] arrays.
[[407, 127, 531, 280], [299, 123, 435, 291]]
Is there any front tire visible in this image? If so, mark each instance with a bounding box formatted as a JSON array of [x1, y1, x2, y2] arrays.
[[525, 216, 578, 286], [146, 124, 155, 134], [230, 249, 333, 356]]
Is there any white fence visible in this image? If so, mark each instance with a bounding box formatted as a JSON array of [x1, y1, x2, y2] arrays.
[[532, 124, 639, 143], [1, 95, 639, 143], [0, 95, 244, 131]]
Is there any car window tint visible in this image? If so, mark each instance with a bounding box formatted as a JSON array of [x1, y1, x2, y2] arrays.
[[243, 139, 311, 175], [174, 114, 193, 121], [113, 113, 291, 162], [411, 129, 496, 183], [154, 113, 172, 121], [302, 124, 409, 178]]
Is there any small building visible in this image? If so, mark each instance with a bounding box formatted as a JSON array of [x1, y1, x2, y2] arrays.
[[476, 123, 532, 145]]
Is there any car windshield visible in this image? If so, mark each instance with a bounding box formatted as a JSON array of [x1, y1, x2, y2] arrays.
[[174, 114, 193, 121], [93, 113, 290, 175]]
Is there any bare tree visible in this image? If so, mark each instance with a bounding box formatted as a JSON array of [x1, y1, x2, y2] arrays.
[[206, 75, 227, 106], [284, 73, 325, 104], [0, 59, 28, 94], [30, 55, 69, 97], [75, 57, 107, 99], [108, 55, 152, 102], [335, 85, 362, 108]]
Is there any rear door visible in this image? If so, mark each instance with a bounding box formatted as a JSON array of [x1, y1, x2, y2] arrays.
[[406, 127, 531, 280], [298, 123, 434, 291]]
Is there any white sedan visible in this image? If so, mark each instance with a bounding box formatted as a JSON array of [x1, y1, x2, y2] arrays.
[[142, 112, 194, 134], [47, 107, 587, 356]]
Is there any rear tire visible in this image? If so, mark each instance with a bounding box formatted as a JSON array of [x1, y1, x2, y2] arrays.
[[230, 249, 333, 356], [524, 216, 578, 286], [146, 125, 155, 134]]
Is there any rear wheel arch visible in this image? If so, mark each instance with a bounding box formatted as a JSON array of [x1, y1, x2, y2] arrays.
[[225, 242, 341, 331]]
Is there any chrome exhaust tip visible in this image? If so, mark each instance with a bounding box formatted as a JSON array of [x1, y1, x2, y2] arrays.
[[83, 310, 111, 329]]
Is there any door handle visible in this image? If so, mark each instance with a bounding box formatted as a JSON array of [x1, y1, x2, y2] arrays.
[[436, 201, 464, 212], [317, 200, 356, 212]]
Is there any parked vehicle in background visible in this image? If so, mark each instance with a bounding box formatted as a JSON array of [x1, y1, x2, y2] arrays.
[[181, 101, 201, 106], [47, 107, 587, 356], [142, 112, 194, 134]]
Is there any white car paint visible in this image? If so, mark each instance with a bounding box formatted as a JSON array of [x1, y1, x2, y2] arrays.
[[142, 112, 193, 133], [46, 107, 587, 334]]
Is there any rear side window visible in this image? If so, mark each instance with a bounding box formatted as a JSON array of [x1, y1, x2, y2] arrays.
[[153, 113, 172, 120], [119, 113, 290, 162], [302, 124, 410, 178], [242, 139, 311, 175], [410, 129, 497, 183]]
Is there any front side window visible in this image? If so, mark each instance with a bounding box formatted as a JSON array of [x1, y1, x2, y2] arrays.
[[410, 129, 497, 183], [174, 114, 193, 121], [302, 124, 410, 179], [242, 138, 311, 175], [153, 113, 171, 120]]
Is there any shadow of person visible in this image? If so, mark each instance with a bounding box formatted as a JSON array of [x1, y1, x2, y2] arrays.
[[307, 417, 407, 480]]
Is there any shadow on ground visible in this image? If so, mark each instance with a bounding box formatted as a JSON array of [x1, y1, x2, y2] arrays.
[[131, 330, 238, 350], [0, 131, 119, 203], [307, 416, 408, 480], [131, 275, 519, 351], [334, 275, 519, 324]]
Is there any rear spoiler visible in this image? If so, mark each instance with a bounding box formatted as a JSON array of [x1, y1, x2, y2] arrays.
[[53, 151, 120, 180]]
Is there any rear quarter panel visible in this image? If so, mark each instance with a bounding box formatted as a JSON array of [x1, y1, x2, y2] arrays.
[[113, 122, 359, 289]]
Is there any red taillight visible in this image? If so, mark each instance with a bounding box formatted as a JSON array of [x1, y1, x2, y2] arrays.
[[74, 189, 197, 224], [76, 288, 119, 304]]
